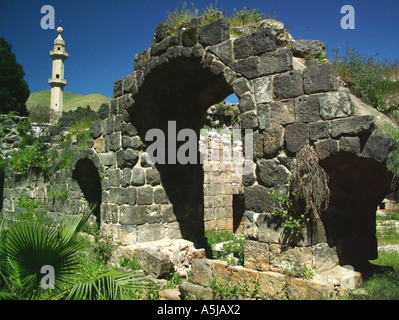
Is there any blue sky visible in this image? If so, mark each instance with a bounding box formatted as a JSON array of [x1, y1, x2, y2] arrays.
[[1, 0, 398, 99]]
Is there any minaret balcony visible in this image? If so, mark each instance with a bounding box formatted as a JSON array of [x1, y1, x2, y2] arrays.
[[49, 78, 67, 87], [50, 50, 69, 59]]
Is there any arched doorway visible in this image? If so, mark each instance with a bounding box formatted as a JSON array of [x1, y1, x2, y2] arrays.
[[72, 158, 102, 226], [320, 152, 393, 275], [129, 53, 239, 242]]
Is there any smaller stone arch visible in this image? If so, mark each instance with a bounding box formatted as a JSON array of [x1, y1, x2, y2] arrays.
[[71, 149, 105, 226]]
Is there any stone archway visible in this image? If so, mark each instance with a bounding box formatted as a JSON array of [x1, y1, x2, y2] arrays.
[[93, 17, 395, 277], [125, 37, 240, 242], [71, 150, 104, 226], [319, 141, 393, 275]]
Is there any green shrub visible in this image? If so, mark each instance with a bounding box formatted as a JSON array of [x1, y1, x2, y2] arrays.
[[119, 255, 142, 271], [206, 230, 245, 265], [61, 106, 99, 128], [331, 47, 399, 113], [228, 7, 264, 27], [9, 141, 52, 174]]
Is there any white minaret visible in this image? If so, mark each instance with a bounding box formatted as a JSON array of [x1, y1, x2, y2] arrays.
[[49, 25, 68, 124]]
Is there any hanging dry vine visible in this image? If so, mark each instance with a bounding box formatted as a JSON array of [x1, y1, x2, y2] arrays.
[[291, 144, 331, 218]]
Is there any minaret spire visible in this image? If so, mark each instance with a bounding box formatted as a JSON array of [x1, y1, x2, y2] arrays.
[[49, 24, 68, 124]]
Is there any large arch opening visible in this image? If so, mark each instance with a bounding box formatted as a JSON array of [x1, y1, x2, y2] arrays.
[[319, 152, 393, 276], [130, 55, 236, 244], [72, 158, 102, 226]]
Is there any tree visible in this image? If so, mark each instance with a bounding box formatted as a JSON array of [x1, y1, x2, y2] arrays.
[[0, 38, 30, 116]]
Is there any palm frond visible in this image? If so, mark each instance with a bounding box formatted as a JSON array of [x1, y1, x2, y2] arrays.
[[5, 207, 94, 298], [0, 290, 20, 300], [66, 270, 150, 300]]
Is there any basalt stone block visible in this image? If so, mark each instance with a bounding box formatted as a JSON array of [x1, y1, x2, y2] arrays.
[[161, 205, 177, 223], [259, 48, 293, 75], [122, 168, 132, 187], [253, 130, 264, 161], [98, 103, 110, 120], [137, 186, 153, 205], [122, 72, 138, 95], [90, 122, 103, 139], [134, 49, 151, 70], [294, 94, 321, 123], [244, 184, 274, 213], [108, 132, 121, 151], [146, 168, 161, 186], [232, 77, 251, 97], [228, 56, 259, 79], [234, 30, 276, 60], [303, 63, 338, 94], [192, 44, 205, 59], [308, 121, 330, 141], [207, 40, 233, 65], [284, 122, 309, 153], [113, 80, 122, 98], [151, 35, 180, 56], [124, 148, 139, 166], [256, 158, 290, 188], [131, 167, 145, 186], [120, 205, 147, 225], [291, 40, 326, 58], [182, 26, 199, 47], [238, 93, 256, 113], [108, 169, 122, 188], [166, 46, 183, 60], [273, 70, 303, 100], [339, 136, 361, 154], [122, 136, 143, 150], [113, 114, 124, 132], [269, 100, 295, 128], [256, 213, 285, 243], [100, 152, 114, 167], [362, 135, 391, 162], [210, 59, 225, 75], [103, 117, 114, 135], [154, 22, 169, 43], [120, 187, 137, 205], [121, 123, 138, 136], [154, 187, 169, 204], [198, 18, 230, 47], [253, 76, 273, 105], [319, 91, 352, 120], [314, 139, 339, 160], [257, 103, 270, 130], [330, 115, 374, 138], [263, 126, 284, 158], [240, 111, 258, 129]]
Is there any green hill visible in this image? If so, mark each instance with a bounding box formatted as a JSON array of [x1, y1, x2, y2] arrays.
[[27, 90, 112, 112]]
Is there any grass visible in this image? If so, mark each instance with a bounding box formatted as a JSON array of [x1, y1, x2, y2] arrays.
[[27, 90, 111, 113], [346, 212, 399, 300], [163, 3, 270, 37]]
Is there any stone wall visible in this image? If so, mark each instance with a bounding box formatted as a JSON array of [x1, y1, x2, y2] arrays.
[[200, 129, 244, 232]]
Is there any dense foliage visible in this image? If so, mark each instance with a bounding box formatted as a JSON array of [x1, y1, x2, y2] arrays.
[[0, 38, 30, 116]]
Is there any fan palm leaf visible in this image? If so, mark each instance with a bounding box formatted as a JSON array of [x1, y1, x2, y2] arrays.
[[5, 207, 94, 298]]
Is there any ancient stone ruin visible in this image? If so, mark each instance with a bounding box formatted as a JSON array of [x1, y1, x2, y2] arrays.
[[1, 17, 395, 299]]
